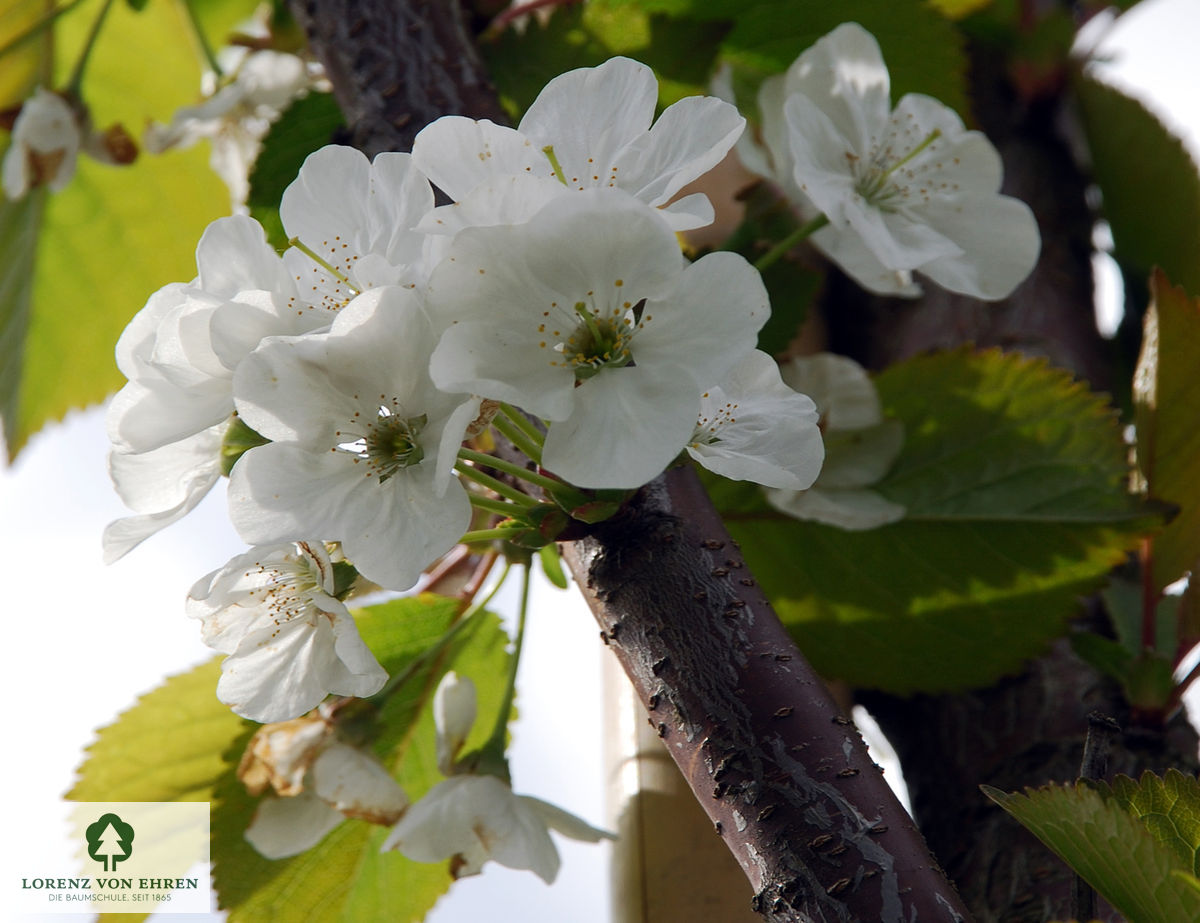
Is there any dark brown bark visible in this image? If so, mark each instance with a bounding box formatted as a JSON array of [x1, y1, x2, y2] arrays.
[[289, 0, 507, 156], [564, 468, 973, 922]]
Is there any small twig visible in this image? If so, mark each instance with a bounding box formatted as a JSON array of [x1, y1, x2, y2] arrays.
[[1073, 711, 1121, 922]]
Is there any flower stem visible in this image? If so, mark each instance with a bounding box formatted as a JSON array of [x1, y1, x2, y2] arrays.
[[457, 448, 562, 494], [64, 0, 116, 96], [457, 462, 539, 507], [461, 526, 525, 544], [288, 236, 360, 294], [179, 0, 224, 78], [468, 494, 529, 517], [754, 213, 830, 272], [484, 563, 530, 753], [491, 411, 543, 465], [498, 403, 546, 448]]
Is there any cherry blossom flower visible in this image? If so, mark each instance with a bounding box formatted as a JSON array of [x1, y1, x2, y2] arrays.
[[766, 353, 905, 530], [411, 56, 744, 230], [103, 216, 328, 560], [239, 714, 408, 859], [733, 23, 1039, 300], [382, 674, 611, 882], [3, 88, 81, 198], [427, 189, 768, 488], [187, 541, 387, 722], [687, 350, 824, 490], [279, 146, 436, 301], [228, 287, 479, 590], [145, 49, 320, 208]]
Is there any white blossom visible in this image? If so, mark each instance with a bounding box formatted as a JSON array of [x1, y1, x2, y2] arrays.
[[766, 353, 905, 530], [103, 216, 329, 559], [187, 541, 387, 722], [239, 716, 408, 859], [687, 350, 824, 489], [279, 145, 436, 301], [427, 188, 768, 488], [411, 56, 744, 230], [3, 88, 81, 199], [228, 287, 479, 590], [734, 23, 1039, 300], [145, 49, 319, 208], [381, 673, 612, 882]]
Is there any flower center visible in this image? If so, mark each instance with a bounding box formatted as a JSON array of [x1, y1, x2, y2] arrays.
[[691, 393, 739, 447], [853, 127, 943, 211], [335, 403, 428, 483], [562, 301, 636, 380], [246, 544, 329, 626]]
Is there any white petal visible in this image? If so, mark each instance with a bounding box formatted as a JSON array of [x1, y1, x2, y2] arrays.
[[102, 425, 225, 562], [542, 367, 697, 489], [779, 353, 882, 430], [521, 796, 614, 844], [918, 194, 1041, 300], [245, 792, 344, 859], [310, 742, 408, 824], [783, 23, 890, 156], [614, 94, 744, 208], [687, 351, 824, 490], [195, 214, 295, 299], [634, 250, 768, 387], [382, 775, 560, 883], [518, 57, 657, 188], [434, 672, 477, 775], [412, 117, 546, 201]]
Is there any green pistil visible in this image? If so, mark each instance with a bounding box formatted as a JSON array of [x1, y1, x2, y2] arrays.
[[370, 413, 426, 483], [288, 236, 360, 295], [543, 145, 567, 185], [856, 128, 943, 208], [565, 306, 633, 380]]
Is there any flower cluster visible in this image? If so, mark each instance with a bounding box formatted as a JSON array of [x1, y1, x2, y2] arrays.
[[102, 24, 1042, 884], [107, 53, 828, 725]]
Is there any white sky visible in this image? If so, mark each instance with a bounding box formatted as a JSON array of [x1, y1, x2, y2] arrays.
[[2, 0, 1198, 920]]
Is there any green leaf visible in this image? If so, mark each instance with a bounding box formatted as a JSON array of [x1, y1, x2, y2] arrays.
[[1134, 272, 1200, 591], [983, 781, 1200, 923], [247, 91, 346, 251], [2, 0, 253, 458], [710, 349, 1153, 693], [481, 0, 728, 117], [1110, 770, 1200, 876], [213, 595, 513, 922], [68, 656, 249, 803], [1074, 76, 1200, 297]]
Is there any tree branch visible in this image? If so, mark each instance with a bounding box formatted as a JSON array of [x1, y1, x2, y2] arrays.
[[289, 0, 507, 156], [563, 468, 972, 922]]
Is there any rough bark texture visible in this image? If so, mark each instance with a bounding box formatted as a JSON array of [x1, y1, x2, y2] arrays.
[[289, 0, 507, 156], [565, 468, 972, 922]]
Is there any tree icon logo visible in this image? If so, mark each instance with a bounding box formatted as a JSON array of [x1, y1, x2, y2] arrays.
[[85, 812, 135, 872]]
